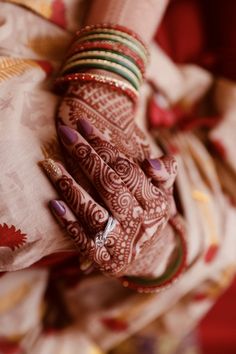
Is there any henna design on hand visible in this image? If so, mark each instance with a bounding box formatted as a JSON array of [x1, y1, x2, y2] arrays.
[[77, 119, 169, 226], [49, 200, 112, 268], [41, 159, 109, 236], [46, 77, 183, 282], [51, 124, 172, 277], [143, 155, 178, 190], [57, 81, 150, 161]]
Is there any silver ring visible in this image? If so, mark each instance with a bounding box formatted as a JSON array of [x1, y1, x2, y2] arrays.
[[95, 216, 116, 247]]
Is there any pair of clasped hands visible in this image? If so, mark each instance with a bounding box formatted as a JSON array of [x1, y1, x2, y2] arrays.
[[41, 91, 177, 279]]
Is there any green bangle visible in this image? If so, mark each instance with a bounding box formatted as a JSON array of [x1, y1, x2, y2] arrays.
[[123, 236, 183, 286], [62, 59, 140, 90], [75, 34, 147, 64], [77, 28, 148, 59], [66, 51, 142, 82], [120, 215, 187, 293]]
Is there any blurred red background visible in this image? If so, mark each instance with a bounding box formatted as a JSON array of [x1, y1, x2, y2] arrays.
[[156, 1, 236, 352]]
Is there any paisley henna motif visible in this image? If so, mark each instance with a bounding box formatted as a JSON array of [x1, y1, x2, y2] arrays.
[[77, 124, 169, 220], [58, 176, 108, 234], [71, 139, 142, 222], [41, 159, 108, 235], [47, 73, 186, 287], [52, 124, 173, 277], [64, 220, 112, 267], [57, 80, 150, 161]]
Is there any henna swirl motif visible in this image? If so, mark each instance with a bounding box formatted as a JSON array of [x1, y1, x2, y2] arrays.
[[51, 75, 184, 284], [74, 143, 91, 160], [56, 174, 108, 235], [84, 133, 169, 221], [58, 80, 150, 161], [111, 191, 134, 214], [55, 125, 173, 277], [57, 175, 84, 208], [65, 220, 112, 268], [92, 140, 119, 164], [66, 221, 92, 253]]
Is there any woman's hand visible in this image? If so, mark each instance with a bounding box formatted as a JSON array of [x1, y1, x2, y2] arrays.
[[41, 119, 178, 279], [56, 79, 150, 163]]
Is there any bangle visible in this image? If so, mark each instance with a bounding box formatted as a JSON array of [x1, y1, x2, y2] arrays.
[[77, 28, 148, 60], [61, 58, 140, 90], [76, 23, 148, 56], [75, 33, 147, 64], [55, 72, 139, 104], [66, 50, 142, 82], [120, 214, 188, 293], [58, 24, 148, 100], [67, 41, 145, 74]]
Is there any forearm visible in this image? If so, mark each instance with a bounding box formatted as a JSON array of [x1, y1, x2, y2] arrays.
[[53, 1, 187, 291], [58, 0, 170, 125], [86, 0, 169, 44]]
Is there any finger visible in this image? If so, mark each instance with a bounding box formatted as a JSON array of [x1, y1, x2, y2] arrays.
[[41, 158, 109, 235], [49, 199, 111, 267], [57, 125, 143, 223], [77, 119, 168, 214], [143, 156, 178, 190]]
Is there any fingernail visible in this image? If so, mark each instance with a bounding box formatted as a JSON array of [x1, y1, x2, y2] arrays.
[[147, 159, 161, 170], [77, 119, 93, 136], [40, 158, 62, 179], [50, 200, 66, 216], [58, 125, 78, 145]]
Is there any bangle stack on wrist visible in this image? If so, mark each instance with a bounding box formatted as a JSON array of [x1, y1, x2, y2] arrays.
[[55, 24, 149, 105]]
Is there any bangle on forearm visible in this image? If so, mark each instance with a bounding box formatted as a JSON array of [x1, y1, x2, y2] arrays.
[[57, 24, 149, 102], [76, 23, 149, 58], [65, 51, 142, 82], [55, 72, 139, 104], [78, 29, 147, 58], [120, 214, 188, 293], [75, 33, 147, 64], [61, 58, 140, 90], [67, 41, 146, 75]]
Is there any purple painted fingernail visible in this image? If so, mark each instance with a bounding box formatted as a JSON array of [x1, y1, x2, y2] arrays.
[[77, 118, 93, 136], [50, 200, 66, 216], [148, 158, 161, 170], [58, 125, 78, 145]]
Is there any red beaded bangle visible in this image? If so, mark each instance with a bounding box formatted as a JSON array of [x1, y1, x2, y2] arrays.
[[119, 214, 188, 293], [67, 41, 145, 75], [55, 72, 139, 105]]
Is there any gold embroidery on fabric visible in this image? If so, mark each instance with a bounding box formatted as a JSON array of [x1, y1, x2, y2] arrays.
[[7, 0, 52, 18], [0, 57, 39, 82]]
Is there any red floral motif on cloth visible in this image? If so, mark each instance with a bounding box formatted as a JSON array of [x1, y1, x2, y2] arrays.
[[0, 224, 27, 251]]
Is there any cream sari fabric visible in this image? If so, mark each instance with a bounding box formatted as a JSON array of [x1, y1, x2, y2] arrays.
[[0, 1, 236, 353]]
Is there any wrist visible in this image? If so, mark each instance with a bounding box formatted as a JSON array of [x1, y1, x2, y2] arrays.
[[56, 24, 148, 107]]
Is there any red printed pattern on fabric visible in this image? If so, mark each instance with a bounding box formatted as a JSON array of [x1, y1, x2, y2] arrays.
[[0, 223, 27, 251]]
